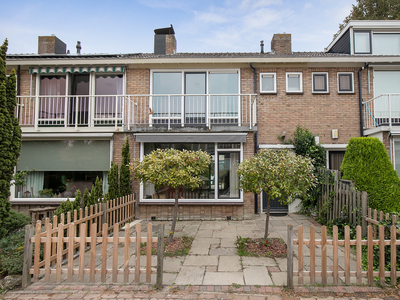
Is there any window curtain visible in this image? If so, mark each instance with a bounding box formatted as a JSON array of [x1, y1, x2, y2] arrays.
[[229, 153, 239, 197], [314, 75, 326, 91], [103, 171, 109, 195], [16, 171, 44, 198], [339, 75, 351, 91], [40, 76, 66, 119]]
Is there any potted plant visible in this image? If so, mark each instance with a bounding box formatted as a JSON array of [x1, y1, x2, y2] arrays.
[[38, 188, 53, 198]]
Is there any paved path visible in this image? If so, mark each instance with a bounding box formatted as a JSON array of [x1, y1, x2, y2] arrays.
[[3, 214, 396, 299]]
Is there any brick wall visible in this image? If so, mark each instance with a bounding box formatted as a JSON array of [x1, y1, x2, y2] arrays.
[[271, 34, 291, 54], [253, 66, 363, 145]]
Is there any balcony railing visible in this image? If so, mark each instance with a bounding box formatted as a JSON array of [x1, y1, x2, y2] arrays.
[[363, 94, 400, 129], [16, 94, 257, 130]]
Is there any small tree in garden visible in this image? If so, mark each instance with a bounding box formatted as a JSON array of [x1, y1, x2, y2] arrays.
[[90, 177, 103, 205], [83, 188, 91, 207], [237, 149, 317, 240], [120, 137, 132, 196], [131, 149, 211, 243], [107, 162, 120, 199]]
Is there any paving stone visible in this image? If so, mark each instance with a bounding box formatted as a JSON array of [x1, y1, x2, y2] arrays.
[[189, 244, 210, 255], [174, 266, 205, 285], [241, 256, 276, 266], [270, 271, 287, 286], [202, 272, 244, 285], [163, 257, 184, 273], [220, 239, 236, 248], [243, 266, 273, 285], [183, 256, 218, 266], [209, 248, 237, 256], [218, 256, 241, 272]]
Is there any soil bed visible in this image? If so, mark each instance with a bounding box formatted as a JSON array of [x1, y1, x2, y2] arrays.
[[236, 237, 287, 257]]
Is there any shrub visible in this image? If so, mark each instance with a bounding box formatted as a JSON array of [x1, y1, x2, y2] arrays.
[[0, 229, 25, 275], [0, 209, 30, 238], [341, 137, 400, 213]]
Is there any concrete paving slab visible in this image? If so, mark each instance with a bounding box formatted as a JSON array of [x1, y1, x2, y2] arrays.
[[270, 271, 287, 286], [189, 243, 210, 255], [196, 230, 213, 238], [242, 256, 277, 266], [243, 266, 273, 285], [192, 237, 219, 244], [174, 266, 205, 285], [218, 256, 242, 272], [163, 257, 184, 273], [209, 248, 237, 256], [220, 239, 236, 248], [184, 256, 218, 266], [203, 272, 244, 285]]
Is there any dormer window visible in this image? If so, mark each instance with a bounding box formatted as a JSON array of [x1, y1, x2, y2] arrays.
[[354, 31, 371, 54], [373, 33, 400, 55]]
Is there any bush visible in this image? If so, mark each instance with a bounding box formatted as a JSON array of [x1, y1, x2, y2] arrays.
[[0, 229, 25, 275], [0, 209, 30, 238], [341, 137, 400, 213]]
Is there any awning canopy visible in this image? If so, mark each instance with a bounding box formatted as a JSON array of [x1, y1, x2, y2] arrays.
[[29, 66, 125, 75], [134, 133, 247, 143]]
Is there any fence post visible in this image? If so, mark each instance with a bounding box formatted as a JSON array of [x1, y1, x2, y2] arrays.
[[22, 224, 34, 288], [101, 202, 107, 225], [287, 225, 293, 289], [362, 191, 368, 237], [156, 223, 164, 289]]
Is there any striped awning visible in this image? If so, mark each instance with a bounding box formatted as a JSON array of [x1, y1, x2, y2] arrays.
[[29, 66, 125, 75]]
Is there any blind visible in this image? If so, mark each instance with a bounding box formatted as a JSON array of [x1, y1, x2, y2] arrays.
[[373, 34, 400, 55], [17, 140, 110, 171]]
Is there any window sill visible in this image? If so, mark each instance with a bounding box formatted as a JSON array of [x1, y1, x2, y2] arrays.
[[338, 91, 355, 94], [286, 91, 303, 94], [139, 201, 243, 206]]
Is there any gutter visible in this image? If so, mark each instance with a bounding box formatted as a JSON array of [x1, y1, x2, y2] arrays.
[[250, 63, 259, 214], [358, 63, 368, 137]]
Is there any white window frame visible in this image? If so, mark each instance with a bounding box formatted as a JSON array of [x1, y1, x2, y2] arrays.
[[285, 72, 303, 93], [260, 72, 276, 93], [312, 72, 329, 94], [139, 141, 243, 203], [337, 72, 354, 93]]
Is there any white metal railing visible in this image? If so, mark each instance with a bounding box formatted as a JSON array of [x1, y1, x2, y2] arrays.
[[363, 93, 400, 129], [16, 94, 257, 130]]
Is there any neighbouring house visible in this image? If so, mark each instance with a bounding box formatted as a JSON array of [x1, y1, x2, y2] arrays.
[[6, 21, 400, 219]]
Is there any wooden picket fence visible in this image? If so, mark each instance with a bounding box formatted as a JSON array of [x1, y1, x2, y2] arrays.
[[23, 221, 164, 287], [318, 171, 368, 237], [21, 194, 160, 288], [287, 224, 400, 288], [365, 208, 399, 238]]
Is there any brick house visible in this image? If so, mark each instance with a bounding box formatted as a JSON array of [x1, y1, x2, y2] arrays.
[[6, 21, 400, 219]]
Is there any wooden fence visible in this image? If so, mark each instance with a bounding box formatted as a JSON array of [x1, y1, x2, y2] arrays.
[[318, 171, 368, 237], [287, 224, 400, 288], [23, 221, 164, 287], [21, 194, 154, 287], [365, 208, 399, 239]]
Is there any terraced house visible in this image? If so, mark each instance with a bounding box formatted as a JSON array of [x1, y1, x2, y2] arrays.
[[6, 20, 400, 219]]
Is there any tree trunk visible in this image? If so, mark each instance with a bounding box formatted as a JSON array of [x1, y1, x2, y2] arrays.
[[264, 195, 271, 240], [167, 187, 179, 244]]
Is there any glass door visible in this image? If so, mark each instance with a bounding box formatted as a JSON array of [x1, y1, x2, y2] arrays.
[[70, 74, 90, 126], [217, 152, 240, 199], [185, 72, 206, 125]]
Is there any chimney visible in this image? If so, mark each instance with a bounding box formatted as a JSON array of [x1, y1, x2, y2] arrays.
[[76, 41, 81, 54], [154, 24, 176, 55], [260, 40, 264, 53], [271, 33, 291, 54], [38, 35, 67, 54]]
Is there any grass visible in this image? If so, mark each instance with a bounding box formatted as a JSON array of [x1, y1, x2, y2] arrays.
[[140, 236, 194, 256]]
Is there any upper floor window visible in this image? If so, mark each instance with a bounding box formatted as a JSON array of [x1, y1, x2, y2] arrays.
[[373, 33, 400, 55], [354, 31, 371, 54], [312, 72, 329, 93], [260, 73, 276, 93], [286, 72, 302, 93], [337, 72, 354, 93]]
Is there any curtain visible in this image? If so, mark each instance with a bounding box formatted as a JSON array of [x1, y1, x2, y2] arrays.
[[19, 171, 44, 198], [103, 171, 109, 195], [40, 76, 66, 119], [314, 75, 326, 91], [229, 153, 239, 197]]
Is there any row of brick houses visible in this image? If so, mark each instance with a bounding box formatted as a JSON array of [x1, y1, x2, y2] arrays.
[[6, 20, 400, 220]]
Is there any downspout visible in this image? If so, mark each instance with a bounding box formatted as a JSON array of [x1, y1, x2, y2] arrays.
[[17, 65, 21, 119], [358, 63, 368, 137], [250, 63, 259, 214]]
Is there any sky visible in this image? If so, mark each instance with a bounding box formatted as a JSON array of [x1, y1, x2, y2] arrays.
[[0, 0, 356, 55]]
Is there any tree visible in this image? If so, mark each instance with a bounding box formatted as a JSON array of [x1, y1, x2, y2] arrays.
[[90, 177, 103, 204], [131, 148, 211, 243], [338, 0, 400, 33], [120, 137, 132, 196], [341, 137, 400, 212], [237, 149, 317, 240], [107, 162, 120, 199], [0, 39, 22, 232]]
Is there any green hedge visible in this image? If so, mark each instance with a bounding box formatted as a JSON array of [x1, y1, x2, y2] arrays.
[[341, 137, 400, 213]]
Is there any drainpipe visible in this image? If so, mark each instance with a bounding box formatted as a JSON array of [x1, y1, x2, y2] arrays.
[[250, 63, 259, 214], [358, 63, 368, 137], [17, 65, 20, 96]]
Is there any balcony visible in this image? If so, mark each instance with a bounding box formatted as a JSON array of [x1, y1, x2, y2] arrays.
[[16, 94, 257, 132], [363, 94, 400, 129]]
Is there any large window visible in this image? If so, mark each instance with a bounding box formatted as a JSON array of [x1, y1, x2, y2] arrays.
[[141, 142, 241, 202], [151, 70, 239, 126], [373, 70, 400, 122], [15, 140, 110, 199]]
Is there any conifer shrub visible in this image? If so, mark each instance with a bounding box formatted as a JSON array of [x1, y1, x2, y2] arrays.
[[120, 137, 132, 196], [341, 137, 400, 213]]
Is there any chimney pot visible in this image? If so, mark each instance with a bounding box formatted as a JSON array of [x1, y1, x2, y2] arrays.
[[76, 41, 81, 54], [260, 40, 264, 53]]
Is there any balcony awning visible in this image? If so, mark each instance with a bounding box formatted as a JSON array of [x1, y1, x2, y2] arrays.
[[134, 133, 247, 143], [29, 66, 125, 75]]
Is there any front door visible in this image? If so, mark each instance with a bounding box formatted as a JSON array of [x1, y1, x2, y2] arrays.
[[262, 192, 288, 214]]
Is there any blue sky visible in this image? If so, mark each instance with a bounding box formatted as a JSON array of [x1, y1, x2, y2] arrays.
[[1, 0, 355, 55]]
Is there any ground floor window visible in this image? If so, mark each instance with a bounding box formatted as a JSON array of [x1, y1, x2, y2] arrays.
[[15, 140, 110, 199], [141, 142, 242, 202]]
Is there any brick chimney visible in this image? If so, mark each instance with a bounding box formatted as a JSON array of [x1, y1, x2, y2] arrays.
[[38, 35, 67, 54], [271, 33, 291, 54], [154, 25, 176, 55]]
